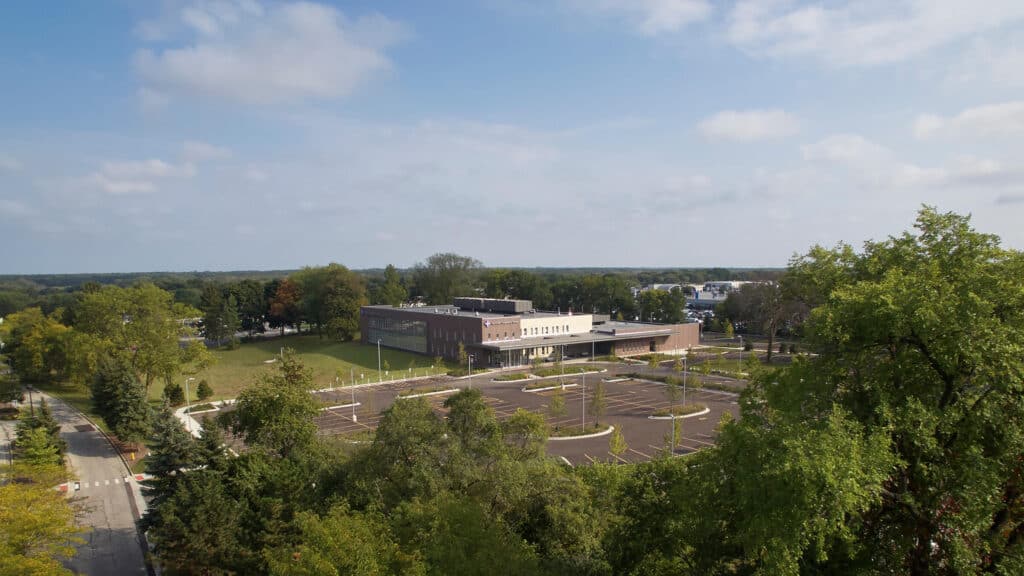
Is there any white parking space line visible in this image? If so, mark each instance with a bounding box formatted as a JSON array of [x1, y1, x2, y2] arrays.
[[94, 481, 99, 487]]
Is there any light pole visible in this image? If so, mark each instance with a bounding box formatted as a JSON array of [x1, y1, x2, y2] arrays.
[[351, 369, 357, 423], [581, 372, 586, 431], [468, 354, 473, 389], [376, 339, 382, 384], [184, 377, 196, 433], [560, 345, 565, 389], [682, 347, 689, 409]]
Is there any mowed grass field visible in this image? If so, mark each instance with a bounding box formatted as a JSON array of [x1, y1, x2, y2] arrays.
[[189, 335, 454, 400]]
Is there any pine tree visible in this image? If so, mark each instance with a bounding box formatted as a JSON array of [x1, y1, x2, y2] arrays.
[[113, 373, 151, 446], [196, 379, 213, 401], [15, 426, 62, 468], [162, 381, 185, 406], [141, 403, 196, 531]]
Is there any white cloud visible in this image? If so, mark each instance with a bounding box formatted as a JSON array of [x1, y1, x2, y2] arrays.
[[0, 154, 22, 171], [182, 140, 232, 161], [135, 1, 406, 105], [244, 166, 268, 182], [914, 101, 1024, 139], [82, 158, 197, 195], [697, 109, 800, 142], [0, 199, 35, 217], [569, 0, 711, 35], [100, 159, 196, 179], [947, 35, 1024, 86], [727, 0, 1024, 67], [801, 133, 890, 163], [86, 174, 159, 196]]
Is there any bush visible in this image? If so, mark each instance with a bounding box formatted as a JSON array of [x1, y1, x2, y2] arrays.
[[779, 343, 786, 354], [163, 382, 185, 406], [743, 341, 754, 351], [196, 379, 213, 401], [788, 343, 798, 354]]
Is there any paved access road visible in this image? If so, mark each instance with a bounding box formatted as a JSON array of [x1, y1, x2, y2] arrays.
[[38, 392, 149, 576]]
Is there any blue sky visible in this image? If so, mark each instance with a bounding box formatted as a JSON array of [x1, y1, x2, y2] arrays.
[[2, 0, 1024, 273]]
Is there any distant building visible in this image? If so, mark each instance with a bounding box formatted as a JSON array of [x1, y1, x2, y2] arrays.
[[360, 297, 699, 367]]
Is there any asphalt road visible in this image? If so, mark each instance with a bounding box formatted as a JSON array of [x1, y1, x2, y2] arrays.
[[38, 392, 149, 576]]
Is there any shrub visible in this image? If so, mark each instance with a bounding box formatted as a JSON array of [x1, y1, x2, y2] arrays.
[[779, 343, 786, 354], [196, 379, 213, 401], [743, 341, 754, 351], [788, 343, 798, 354], [163, 382, 185, 406]]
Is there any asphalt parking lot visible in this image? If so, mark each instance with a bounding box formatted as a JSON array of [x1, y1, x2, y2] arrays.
[[308, 363, 743, 466]]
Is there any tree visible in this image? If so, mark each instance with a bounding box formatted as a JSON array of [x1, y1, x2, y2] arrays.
[[373, 264, 408, 307], [677, 208, 1024, 574], [292, 264, 367, 340], [444, 387, 503, 459], [0, 377, 22, 404], [0, 307, 70, 382], [722, 281, 795, 361], [411, 253, 482, 305], [14, 426, 62, 468], [548, 389, 567, 422], [0, 469, 84, 575], [226, 351, 318, 457], [202, 285, 240, 346], [723, 320, 734, 339], [141, 403, 197, 530], [608, 426, 628, 459], [144, 469, 241, 574], [90, 354, 150, 443], [266, 505, 423, 576], [229, 279, 266, 336], [196, 379, 213, 401], [267, 278, 302, 336], [647, 353, 659, 377], [76, 283, 198, 390], [457, 342, 468, 369], [502, 408, 547, 461], [162, 381, 184, 406]]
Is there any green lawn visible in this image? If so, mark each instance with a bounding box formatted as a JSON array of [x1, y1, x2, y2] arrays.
[[185, 335, 455, 401]]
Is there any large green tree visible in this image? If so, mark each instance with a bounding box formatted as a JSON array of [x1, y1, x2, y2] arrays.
[[225, 351, 319, 457], [411, 253, 482, 305], [675, 208, 1024, 574], [292, 264, 367, 340], [373, 264, 409, 307], [75, 283, 204, 390]]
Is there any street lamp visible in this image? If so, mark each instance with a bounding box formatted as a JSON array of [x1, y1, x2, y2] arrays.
[[468, 354, 474, 389], [350, 367, 357, 423], [184, 377, 196, 433], [376, 339, 382, 384]]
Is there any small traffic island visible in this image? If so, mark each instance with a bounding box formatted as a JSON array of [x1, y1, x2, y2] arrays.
[[547, 423, 614, 441], [395, 385, 461, 400], [649, 403, 709, 420]]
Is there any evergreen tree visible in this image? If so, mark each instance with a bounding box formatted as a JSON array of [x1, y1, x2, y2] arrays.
[[112, 370, 151, 446], [162, 381, 184, 406], [141, 403, 196, 532], [15, 426, 62, 468], [196, 379, 213, 401]]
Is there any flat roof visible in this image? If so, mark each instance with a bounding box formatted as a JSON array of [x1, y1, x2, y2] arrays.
[[471, 327, 675, 351], [362, 304, 591, 321]]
